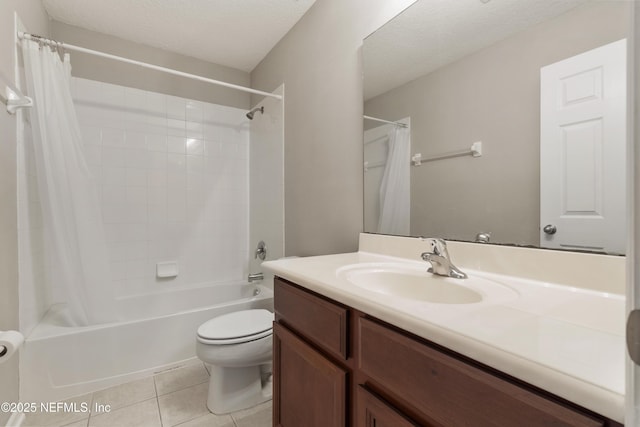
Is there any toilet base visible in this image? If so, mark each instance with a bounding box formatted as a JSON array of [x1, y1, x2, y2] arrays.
[[207, 364, 272, 414]]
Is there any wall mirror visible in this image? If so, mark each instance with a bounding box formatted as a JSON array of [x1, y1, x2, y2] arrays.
[[363, 0, 631, 255]]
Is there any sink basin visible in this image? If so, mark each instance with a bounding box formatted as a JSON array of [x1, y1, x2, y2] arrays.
[[337, 262, 517, 304]]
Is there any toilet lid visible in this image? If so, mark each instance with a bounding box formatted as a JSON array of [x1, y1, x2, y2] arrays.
[[197, 309, 274, 342]]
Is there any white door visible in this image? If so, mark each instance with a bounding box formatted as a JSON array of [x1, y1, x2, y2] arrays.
[[540, 39, 627, 254]]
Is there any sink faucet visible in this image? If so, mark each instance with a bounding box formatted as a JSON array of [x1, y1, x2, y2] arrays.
[[420, 238, 467, 279]]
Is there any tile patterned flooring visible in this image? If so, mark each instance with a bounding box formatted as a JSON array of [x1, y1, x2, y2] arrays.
[[23, 361, 272, 427]]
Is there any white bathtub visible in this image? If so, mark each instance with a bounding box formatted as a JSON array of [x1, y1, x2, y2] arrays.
[[20, 282, 273, 403]]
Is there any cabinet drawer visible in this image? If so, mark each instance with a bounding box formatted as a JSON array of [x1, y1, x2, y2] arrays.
[[358, 317, 604, 427], [356, 386, 419, 427], [274, 278, 348, 360]]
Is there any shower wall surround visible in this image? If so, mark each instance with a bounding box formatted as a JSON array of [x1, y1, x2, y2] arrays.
[[74, 77, 250, 293], [18, 78, 251, 334]]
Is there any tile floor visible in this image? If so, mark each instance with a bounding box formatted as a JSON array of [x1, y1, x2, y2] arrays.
[[22, 361, 272, 427]]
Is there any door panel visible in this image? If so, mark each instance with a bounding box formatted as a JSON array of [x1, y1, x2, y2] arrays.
[[273, 323, 347, 427], [540, 38, 627, 253]]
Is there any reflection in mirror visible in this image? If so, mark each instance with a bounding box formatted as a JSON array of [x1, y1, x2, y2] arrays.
[[363, 0, 631, 254], [364, 116, 411, 235]]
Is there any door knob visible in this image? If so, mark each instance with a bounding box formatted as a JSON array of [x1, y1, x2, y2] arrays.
[[543, 224, 557, 235]]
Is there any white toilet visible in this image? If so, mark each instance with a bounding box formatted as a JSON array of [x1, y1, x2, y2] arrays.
[[196, 309, 274, 414]]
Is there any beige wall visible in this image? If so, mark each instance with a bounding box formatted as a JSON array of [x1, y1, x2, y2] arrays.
[[364, 1, 630, 246], [51, 21, 251, 109], [0, 2, 49, 422], [250, 0, 416, 256]]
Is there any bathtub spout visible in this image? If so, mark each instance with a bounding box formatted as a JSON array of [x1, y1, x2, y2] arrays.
[[248, 273, 264, 283]]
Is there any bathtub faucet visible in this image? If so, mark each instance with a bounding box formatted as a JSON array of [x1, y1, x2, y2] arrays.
[[248, 272, 264, 283]]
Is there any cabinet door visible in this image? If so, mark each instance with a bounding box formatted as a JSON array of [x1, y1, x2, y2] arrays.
[[273, 322, 347, 427], [356, 386, 420, 427]]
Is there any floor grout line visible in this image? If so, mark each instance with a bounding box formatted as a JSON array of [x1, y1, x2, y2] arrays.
[[86, 391, 96, 426], [153, 375, 164, 427], [155, 378, 210, 398], [156, 397, 164, 427]]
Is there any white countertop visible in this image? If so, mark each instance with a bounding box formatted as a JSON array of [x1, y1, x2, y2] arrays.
[[263, 251, 625, 423]]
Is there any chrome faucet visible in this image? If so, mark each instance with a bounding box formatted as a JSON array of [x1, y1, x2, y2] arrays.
[[475, 232, 491, 244], [420, 238, 467, 279], [248, 272, 264, 283]]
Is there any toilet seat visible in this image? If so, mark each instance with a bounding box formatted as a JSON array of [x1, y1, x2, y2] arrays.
[[197, 309, 274, 345]]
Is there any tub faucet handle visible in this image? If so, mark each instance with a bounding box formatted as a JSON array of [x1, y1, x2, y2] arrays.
[[254, 241, 267, 260]]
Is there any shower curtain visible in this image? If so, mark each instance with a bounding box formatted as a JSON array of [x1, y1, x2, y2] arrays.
[[22, 39, 116, 326], [377, 126, 410, 235]]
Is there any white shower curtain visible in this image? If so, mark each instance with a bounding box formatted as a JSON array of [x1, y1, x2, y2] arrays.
[[22, 39, 116, 326], [377, 126, 410, 235]]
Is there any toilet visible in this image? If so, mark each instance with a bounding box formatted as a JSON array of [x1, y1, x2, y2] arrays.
[[196, 309, 274, 414]]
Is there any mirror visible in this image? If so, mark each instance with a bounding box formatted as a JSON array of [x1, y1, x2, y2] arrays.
[[363, 0, 631, 255]]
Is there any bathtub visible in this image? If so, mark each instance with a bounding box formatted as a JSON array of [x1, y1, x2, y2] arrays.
[[20, 282, 273, 403]]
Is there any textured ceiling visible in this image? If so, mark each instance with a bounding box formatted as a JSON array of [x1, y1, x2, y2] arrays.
[[364, 0, 591, 100], [42, 0, 316, 72]]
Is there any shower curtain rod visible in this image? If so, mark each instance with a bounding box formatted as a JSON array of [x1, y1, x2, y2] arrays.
[[363, 115, 408, 128], [17, 32, 283, 100]]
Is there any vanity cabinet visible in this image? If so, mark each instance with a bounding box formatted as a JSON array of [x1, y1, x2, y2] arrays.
[[273, 277, 621, 427], [273, 278, 350, 427]]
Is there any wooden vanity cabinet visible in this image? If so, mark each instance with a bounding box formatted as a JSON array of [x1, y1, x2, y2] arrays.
[[273, 277, 622, 427], [273, 278, 351, 427]]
